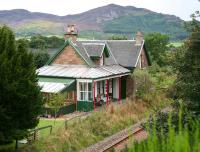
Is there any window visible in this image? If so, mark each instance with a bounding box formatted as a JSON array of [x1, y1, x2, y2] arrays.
[[88, 83, 92, 101], [79, 82, 93, 101]]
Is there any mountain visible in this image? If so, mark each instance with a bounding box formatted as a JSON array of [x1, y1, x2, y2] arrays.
[[0, 4, 188, 40]]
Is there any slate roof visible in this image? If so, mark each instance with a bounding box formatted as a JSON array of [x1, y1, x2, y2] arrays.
[[82, 43, 105, 57], [47, 39, 149, 68], [73, 40, 145, 68]]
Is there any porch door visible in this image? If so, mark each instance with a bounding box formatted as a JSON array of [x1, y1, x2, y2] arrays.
[[121, 77, 126, 99]]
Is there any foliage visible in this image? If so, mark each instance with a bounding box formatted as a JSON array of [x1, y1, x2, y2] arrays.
[[173, 19, 200, 117], [134, 65, 175, 102], [0, 26, 43, 144], [144, 33, 170, 66], [103, 13, 188, 40], [47, 94, 66, 118], [29, 35, 64, 49], [133, 69, 155, 98], [128, 110, 200, 152], [33, 51, 50, 68]]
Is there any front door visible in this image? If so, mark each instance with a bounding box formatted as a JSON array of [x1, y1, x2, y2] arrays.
[[121, 77, 126, 99]]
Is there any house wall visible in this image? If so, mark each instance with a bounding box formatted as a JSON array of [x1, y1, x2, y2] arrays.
[[52, 45, 86, 65], [136, 48, 149, 68]]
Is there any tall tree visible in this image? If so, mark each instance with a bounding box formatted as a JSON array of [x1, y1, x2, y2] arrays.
[[174, 19, 200, 117], [145, 33, 170, 66], [0, 26, 43, 144]]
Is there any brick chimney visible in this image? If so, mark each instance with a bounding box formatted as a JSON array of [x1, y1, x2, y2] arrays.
[[64, 24, 78, 42], [135, 31, 143, 45]]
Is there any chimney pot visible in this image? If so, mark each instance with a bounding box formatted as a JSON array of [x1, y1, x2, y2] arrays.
[[135, 31, 143, 45], [65, 24, 78, 42]]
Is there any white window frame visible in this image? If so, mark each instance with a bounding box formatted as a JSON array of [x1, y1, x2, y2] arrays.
[[77, 79, 93, 102]]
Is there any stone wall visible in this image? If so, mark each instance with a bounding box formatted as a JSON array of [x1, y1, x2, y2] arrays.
[[53, 45, 86, 65]]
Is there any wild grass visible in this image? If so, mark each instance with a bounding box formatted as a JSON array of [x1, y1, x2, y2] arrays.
[[20, 97, 170, 152], [123, 113, 200, 152]]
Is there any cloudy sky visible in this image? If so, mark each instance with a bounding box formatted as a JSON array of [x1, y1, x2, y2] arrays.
[[0, 0, 199, 21]]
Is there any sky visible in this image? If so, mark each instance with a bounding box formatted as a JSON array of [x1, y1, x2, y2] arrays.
[[0, 0, 199, 21]]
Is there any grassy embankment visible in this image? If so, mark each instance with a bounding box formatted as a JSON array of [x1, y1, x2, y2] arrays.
[[20, 96, 171, 152]]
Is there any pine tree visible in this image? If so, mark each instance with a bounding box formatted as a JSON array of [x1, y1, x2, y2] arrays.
[[0, 26, 43, 144]]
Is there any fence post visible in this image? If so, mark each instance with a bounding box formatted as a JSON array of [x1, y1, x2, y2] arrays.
[[50, 126, 52, 134], [15, 139, 18, 150], [65, 120, 68, 130], [33, 131, 36, 140]]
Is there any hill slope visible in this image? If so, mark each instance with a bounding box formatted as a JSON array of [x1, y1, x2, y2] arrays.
[[0, 4, 187, 40]]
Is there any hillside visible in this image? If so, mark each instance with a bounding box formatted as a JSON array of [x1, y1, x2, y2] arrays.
[[0, 4, 187, 40]]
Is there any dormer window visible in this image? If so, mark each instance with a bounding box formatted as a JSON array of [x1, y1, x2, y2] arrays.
[[83, 43, 110, 66]]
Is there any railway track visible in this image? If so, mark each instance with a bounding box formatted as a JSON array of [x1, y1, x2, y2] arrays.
[[80, 119, 147, 152]]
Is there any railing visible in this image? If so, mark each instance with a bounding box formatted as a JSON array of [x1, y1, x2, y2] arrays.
[[27, 125, 53, 143]]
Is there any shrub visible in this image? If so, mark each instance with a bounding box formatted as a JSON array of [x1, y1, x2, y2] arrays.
[[128, 109, 200, 152]]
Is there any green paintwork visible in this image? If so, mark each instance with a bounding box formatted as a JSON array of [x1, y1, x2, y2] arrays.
[[77, 101, 94, 111], [104, 45, 110, 57], [38, 77, 75, 84]]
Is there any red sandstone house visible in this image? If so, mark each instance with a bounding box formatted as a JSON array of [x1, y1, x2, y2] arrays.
[[37, 25, 151, 112]]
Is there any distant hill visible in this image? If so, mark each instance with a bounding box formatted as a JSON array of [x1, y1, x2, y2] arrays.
[[0, 4, 188, 40]]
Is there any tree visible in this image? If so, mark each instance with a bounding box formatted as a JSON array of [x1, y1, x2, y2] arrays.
[[29, 35, 64, 49], [0, 26, 43, 145], [174, 19, 200, 117], [46, 93, 65, 124], [145, 33, 170, 66], [33, 51, 50, 68], [29, 35, 46, 49]]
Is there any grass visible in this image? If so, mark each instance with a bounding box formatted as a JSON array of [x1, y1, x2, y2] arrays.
[[170, 42, 183, 47], [20, 96, 171, 152], [124, 114, 200, 152], [36, 119, 65, 139]]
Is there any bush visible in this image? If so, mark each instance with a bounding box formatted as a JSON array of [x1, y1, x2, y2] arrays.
[[133, 69, 155, 99]]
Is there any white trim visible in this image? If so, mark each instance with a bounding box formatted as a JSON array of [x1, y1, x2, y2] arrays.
[[70, 40, 91, 66], [77, 81, 93, 101], [105, 42, 118, 64], [134, 40, 145, 67], [100, 44, 106, 57], [94, 73, 130, 81], [77, 79, 93, 83], [82, 45, 90, 58]]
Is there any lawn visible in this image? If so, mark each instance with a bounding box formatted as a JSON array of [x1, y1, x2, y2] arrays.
[[170, 42, 183, 47], [36, 119, 65, 139]]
